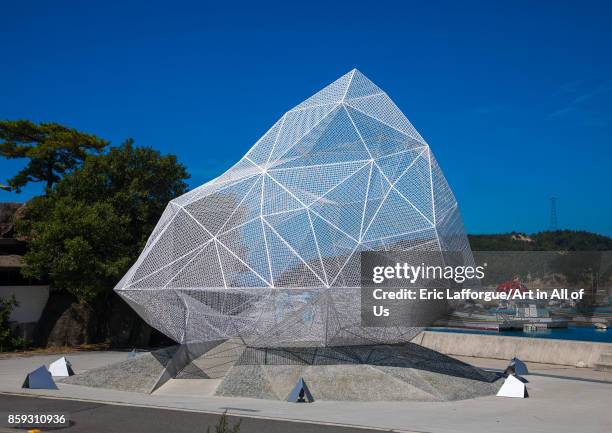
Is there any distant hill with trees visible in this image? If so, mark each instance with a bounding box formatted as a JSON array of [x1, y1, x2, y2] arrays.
[[469, 230, 612, 251]]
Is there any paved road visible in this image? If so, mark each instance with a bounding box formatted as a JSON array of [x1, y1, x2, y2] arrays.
[[0, 394, 396, 433]]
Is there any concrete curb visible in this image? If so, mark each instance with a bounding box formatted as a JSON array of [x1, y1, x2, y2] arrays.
[[417, 331, 612, 367]]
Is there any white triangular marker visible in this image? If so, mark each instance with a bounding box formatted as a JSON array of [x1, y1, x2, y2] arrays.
[[48, 357, 75, 377], [496, 374, 529, 398]]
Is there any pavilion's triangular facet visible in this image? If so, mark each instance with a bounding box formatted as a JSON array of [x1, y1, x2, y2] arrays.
[[344, 69, 383, 100], [293, 70, 354, 110], [115, 69, 472, 347]]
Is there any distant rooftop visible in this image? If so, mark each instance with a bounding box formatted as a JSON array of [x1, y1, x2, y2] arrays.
[[0, 254, 23, 269]]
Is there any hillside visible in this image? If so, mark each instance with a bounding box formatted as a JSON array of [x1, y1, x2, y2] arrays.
[[468, 230, 612, 251]]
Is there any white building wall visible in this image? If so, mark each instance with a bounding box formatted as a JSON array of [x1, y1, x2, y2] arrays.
[[0, 285, 49, 323]]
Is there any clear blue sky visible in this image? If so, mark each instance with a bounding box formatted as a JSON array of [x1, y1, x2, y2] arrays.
[[2, 1, 611, 236]]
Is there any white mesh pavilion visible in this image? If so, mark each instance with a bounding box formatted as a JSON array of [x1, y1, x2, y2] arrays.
[[115, 69, 472, 347]]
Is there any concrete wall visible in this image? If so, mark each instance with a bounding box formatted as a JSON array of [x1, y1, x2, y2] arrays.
[[413, 330, 611, 367], [0, 285, 49, 323]]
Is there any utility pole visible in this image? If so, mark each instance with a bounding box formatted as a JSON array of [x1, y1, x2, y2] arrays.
[[549, 197, 558, 231]]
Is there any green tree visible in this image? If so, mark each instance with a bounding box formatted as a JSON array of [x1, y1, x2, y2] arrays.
[[0, 120, 108, 192], [0, 295, 24, 351], [16, 140, 189, 301], [532, 230, 612, 251], [469, 230, 612, 251]]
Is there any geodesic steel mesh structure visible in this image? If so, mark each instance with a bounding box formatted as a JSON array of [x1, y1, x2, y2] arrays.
[[115, 70, 472, 347]]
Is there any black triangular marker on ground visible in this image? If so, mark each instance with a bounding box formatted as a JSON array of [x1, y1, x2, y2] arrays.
[[510, 357, 529, 375], [22, 366, 58, 390], [503, 365, 529, 382], [287, 377, 314, 403], [504, 357, 528, 377]]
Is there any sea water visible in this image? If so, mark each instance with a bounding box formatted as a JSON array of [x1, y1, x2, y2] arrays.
[[428, 325, 612, 343]]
